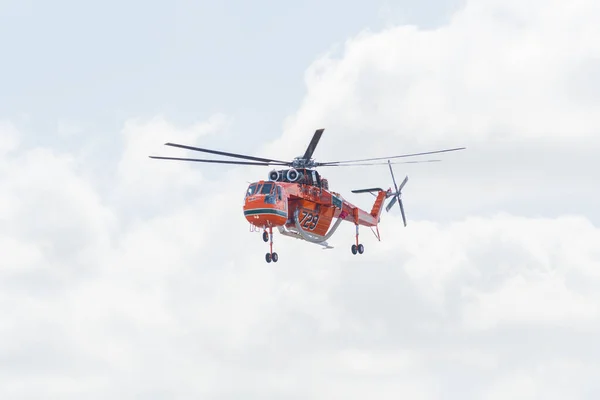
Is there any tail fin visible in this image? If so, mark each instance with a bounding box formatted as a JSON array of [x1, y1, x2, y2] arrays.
[[350, 187, 388, 221], [370, 190, 388, 220]]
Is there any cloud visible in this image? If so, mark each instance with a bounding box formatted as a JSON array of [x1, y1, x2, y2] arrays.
[[281, 0, 600, 144], [260, 0, 600, 225], [3, 119, 600, 399], [2, 0, 600, 399]]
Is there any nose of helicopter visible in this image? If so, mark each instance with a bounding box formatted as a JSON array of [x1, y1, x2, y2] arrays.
[[243, 181, 288, 227], [243, 193, 288, 227]]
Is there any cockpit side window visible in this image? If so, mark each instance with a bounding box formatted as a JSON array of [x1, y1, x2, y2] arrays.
[[246, 183, 258, 197], [276, 186, 282, 201], [260, 182, 274, 194]]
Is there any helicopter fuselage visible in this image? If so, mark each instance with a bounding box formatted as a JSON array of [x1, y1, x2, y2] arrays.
[[243, 171, 387, 240]]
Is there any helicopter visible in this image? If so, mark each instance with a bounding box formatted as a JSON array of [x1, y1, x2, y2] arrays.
[[150, 129, 465, 263]]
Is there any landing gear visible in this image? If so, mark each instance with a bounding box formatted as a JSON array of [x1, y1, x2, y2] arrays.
[[265, 226, 279, 263], [351, 224, 365, 255], [351, 243, 364, 255], [265, 252, 278, 263]]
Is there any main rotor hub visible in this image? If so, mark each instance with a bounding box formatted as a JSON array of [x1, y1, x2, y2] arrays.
[[291, 157, 317, 169]]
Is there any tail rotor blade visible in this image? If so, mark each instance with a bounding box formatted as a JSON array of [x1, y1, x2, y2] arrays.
[[386, 195, 398, 212], [385, 161, 408, 225], [399, 199, 407, 227], [398, 175, 409, 191], [388, 160, 399, 193]]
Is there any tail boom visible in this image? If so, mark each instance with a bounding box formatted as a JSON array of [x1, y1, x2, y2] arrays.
[[334, 189, 388, 227]]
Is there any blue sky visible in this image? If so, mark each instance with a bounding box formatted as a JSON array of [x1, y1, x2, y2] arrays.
[[1, 0, 460, 150]]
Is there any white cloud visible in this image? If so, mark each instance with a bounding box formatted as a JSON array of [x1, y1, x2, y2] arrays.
[[2, 117, 599, 398], [2, 0, 600, 398], [280, 0, 600, 146], [117, 113, 229, 193], [262, 0, 600, 225]]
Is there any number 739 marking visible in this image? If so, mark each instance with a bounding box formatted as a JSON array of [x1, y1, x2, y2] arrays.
[[299, 210, 320, 230]]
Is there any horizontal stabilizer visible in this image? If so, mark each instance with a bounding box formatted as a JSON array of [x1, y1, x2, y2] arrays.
[[351, 187, 384, 194]]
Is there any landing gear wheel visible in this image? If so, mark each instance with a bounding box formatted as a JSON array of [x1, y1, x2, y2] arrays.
[[351, 244, 357, 255], [358, 244, 364, 254], [262, 231, 269, 242], [272, 252, 278, 262], [265, 253, 272, 263]]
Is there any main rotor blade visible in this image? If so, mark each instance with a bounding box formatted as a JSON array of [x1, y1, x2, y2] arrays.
[[149, 156, 281, 166], [164, 142, 290, 164], [301, 129, 324, 160], [316, 160, 441, 166], [318, 147, 466, 165]]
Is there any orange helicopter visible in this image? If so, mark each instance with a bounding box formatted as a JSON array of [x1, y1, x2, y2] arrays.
[[150, 129, 465, 262]]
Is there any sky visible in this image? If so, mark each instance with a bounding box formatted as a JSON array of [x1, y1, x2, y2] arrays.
[[1, 0, 600, 399]]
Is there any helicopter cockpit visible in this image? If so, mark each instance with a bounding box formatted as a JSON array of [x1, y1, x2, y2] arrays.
[[245, 181, 284, 204]]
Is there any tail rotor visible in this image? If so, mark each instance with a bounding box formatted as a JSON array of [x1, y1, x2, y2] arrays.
[[385, 160, 408, 226]]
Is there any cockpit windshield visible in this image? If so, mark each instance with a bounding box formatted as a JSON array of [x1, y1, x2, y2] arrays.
[[246, 182, 276, 198], [260, 182, 274, 195]]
